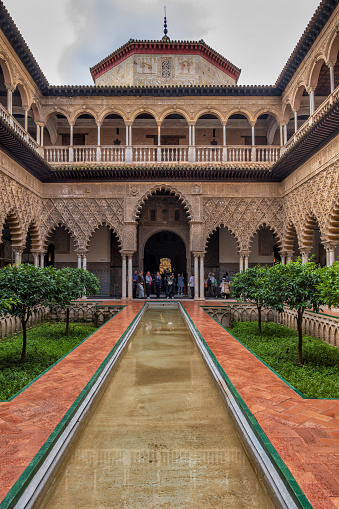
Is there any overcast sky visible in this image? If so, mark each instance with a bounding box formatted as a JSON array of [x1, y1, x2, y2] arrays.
[[4, 0, 321, 86]]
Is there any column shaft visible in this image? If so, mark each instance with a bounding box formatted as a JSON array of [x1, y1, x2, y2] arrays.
[[330, 65, 335, 93], [199, 256, 205, 301], [294, 111, 298, 133], [122, 255, 127, 299], [128, 255, 133, 299], [77, 255, 82, 269], [194, 255, 199, 300]]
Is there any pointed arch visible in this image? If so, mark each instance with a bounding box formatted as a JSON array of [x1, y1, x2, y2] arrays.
[[300, 213, 322, 250], [42, 222, 78, 252], [283, 223, 299, 253], [134, 185, 193, 221], [25, 221, 41, 252], [85, 221, 122, 251], [249, 222, 282, 249], [327, 198, 339, 246], [204, 224, 240, 251], [2, 210, 24, 249]]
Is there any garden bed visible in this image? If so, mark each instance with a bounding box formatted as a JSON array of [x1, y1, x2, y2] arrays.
[[229, 321, 339, 398], [0, 322, 97, 400]]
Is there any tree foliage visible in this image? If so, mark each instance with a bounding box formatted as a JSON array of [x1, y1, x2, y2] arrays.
[[51, 267, 99, 335], [230, 265, 269, 334], [317, 261, 339, 309], [265, 260, 325, 364], [0, 264, 57, 361]]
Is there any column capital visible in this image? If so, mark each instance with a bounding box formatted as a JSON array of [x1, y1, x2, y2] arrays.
[[249, 120, 256, 127], [306, 86, 316, 94], [5, 84, 15, 93], [121, 250, 135, 256], [238, 250, 251, 256]]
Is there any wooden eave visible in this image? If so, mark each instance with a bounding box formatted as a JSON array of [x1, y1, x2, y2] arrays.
[[270, 102, 339, 179]]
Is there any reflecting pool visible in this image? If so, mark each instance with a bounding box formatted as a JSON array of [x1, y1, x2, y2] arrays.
[[40, 307, 274, 508]]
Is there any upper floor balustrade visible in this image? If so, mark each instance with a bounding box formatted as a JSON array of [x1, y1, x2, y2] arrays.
[[1, 84, 339, 168]]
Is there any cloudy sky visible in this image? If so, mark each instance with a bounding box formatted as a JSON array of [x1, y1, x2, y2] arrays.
[[4, 0, 320, 86]]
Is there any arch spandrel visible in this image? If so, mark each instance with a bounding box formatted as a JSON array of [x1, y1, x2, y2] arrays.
[[0, 56, 13, 85], [203, 197, 284, 253]]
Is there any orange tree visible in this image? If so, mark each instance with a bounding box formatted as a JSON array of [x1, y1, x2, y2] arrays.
[[230, 265, 269, 334], [0, 264, 57, 362], [52, 267, 100, 335], [265, 260, 325, 364], [317, 261, 339, 309]]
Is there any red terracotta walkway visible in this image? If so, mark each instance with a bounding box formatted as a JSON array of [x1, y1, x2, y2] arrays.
[[0, 300, 338, 508], [0, 301, 143, 503], [182, 301, 339, 509]]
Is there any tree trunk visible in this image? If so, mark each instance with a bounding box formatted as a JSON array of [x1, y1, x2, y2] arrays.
[[258, 305, 262, 334], [297, 308, 304, 364], [21, 316, 28, 362], [65, 308, 70, 336]]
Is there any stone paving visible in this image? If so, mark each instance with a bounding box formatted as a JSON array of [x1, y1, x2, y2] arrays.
[[0, 299, 338, 508]]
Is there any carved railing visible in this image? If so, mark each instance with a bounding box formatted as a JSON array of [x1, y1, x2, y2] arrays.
[[284, 84, 339, 154], [44, 144, 280, 165], [203, 303, 339, 347], [0, 301, 123, 339], [0, 103, 39, 152]]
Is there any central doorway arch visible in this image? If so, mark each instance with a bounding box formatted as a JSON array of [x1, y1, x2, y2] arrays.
[[144, 231, 186, 275]]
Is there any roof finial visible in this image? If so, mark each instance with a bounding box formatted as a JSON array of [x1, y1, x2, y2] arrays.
[[162, 6, 170, 42]]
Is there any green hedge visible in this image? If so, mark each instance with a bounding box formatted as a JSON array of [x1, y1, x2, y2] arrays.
[[0, 322, 96, 400], [229, 321, 339, 399]]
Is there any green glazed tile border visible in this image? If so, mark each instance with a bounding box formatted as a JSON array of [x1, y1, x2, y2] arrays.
[[180, 303, 313, 509], [0, 305, 125, 403], [0, 303, 145, 509]]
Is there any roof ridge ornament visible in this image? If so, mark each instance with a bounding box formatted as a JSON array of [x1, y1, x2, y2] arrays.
[[162, 6, 170, 42]]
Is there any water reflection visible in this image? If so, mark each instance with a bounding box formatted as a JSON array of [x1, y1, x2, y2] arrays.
[[39, 308, 274, 509]]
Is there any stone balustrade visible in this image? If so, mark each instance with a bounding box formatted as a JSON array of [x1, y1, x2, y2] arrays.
[[43, 144, 280, 165], [202, 303, 339, 347], [0, 301, 123, 339]]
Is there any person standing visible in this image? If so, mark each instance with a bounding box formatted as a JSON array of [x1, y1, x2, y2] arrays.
[[154, 272, 162, 298], [145, 271, 152, 299], [168, 273, 175, 298], [177, 273, 184, 296], [189, 274, 194, 299], [132, 270, 138, 299], [137, 271, 144, 299]]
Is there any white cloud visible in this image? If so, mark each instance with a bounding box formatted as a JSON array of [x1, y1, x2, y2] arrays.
[[3, 0, 321, 85]]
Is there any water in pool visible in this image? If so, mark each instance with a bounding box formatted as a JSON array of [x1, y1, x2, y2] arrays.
[[39, 307, 275, 508]]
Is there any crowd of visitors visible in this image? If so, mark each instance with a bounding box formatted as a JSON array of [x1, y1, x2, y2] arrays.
[[131, 269, 231, 299]]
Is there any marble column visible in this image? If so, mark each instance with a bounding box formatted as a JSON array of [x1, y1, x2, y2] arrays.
[[239, 254, 244, 272], [329, 64, 335, 93], [301, 251, 310, 264], [121, 255, 127, 299], [294, 111, 298, 133], [77, 254, 82, 269], [199, 255, 205, 301], [33, 253, 39, 267], [83, 255, 87, 271], [128, 255, 133, 300], [40, 254, 45, 268], [194, 254, 199, 300]]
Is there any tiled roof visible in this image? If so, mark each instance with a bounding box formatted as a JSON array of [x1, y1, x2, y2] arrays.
[[90, 39, 241, 83]]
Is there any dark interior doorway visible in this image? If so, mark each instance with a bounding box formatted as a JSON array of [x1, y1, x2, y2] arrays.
[[144, 231, 186, 276]]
